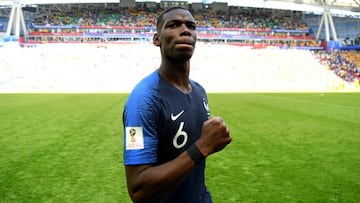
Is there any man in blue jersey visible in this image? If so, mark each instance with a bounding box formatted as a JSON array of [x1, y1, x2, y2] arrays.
[[123, 6, 232, 203]]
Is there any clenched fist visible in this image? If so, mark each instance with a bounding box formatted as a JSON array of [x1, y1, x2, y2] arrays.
[[195, 116, 232, 157]]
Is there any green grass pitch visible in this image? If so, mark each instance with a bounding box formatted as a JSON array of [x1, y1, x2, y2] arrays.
[[0, 93, 359, 203]]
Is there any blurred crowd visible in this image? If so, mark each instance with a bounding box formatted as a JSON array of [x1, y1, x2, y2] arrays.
[[315, 50, 360, 83], [19, 6, 360, 85], [35, 6, 309, 31]]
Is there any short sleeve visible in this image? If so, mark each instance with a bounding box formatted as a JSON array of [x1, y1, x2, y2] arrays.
[[123, 72, 160, 165]]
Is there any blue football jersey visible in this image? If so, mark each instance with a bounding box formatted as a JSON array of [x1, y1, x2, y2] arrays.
[[123, 70, 212, 203]]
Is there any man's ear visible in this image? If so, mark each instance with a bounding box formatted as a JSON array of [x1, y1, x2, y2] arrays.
[[153, 33, 160, 47]]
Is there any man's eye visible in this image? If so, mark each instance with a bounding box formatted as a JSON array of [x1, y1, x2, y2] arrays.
[[168, 22, 180, 28], [187, 23, 196, 30], [167, 22, 196, 30]]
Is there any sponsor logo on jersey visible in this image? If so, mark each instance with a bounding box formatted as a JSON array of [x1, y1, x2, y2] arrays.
[[171, 110, 185, 121]]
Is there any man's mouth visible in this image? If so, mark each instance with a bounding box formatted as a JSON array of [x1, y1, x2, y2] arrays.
[[175, 40, 194, 46]]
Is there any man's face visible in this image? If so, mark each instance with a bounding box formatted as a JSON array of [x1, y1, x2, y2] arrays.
[[155, 9, 197, 61]]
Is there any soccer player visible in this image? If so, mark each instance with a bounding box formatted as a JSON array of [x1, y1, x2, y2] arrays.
[[123, 7, 232, 203]]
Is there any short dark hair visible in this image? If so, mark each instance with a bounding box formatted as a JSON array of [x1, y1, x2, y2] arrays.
[[156, 6, 189, 32]]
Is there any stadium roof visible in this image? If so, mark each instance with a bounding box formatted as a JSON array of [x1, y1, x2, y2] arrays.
[[0, 0, 359, 16]]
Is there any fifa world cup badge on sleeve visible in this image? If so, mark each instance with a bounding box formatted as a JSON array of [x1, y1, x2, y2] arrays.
[[125, 127, 144, 150]]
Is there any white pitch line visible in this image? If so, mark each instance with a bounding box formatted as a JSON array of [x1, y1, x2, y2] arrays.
[[250, 93, 360, 111]]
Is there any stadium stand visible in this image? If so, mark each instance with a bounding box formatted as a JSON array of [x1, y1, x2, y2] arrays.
[[314, 50, 360, 83], [19, 5, 321, 46], [0, 1, 359, 92], [0, 43, 357, 93]]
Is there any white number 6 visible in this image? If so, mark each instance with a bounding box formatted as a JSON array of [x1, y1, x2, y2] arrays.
[[173, 122, 188, 149]]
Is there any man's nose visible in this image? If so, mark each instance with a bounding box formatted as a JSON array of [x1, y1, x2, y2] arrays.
[[179, 23, 191, 35]]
